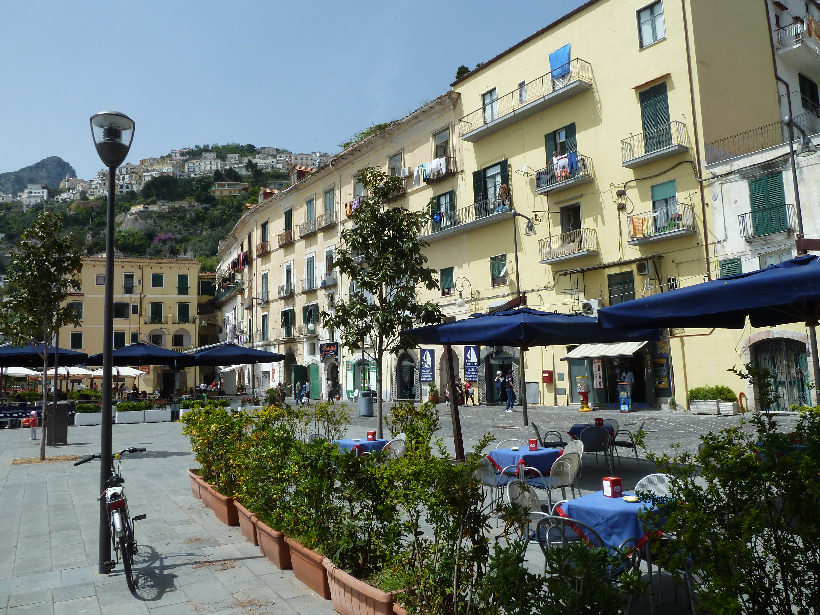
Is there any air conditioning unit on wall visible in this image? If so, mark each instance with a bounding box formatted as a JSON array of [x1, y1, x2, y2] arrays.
[[581, 298, 600, 317]]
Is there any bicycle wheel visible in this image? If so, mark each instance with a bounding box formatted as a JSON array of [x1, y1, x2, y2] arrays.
[[119, 532, 135, 591]]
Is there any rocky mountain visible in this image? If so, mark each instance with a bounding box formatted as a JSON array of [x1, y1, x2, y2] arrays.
[[0, 156, 76, 195]]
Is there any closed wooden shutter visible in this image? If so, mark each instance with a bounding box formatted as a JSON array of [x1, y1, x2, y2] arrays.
[[565, 123, 577, 152], [500, 159, 509, 188], [472, 170, 483, 203], [749, 173, 786, 235], [719, 258, 742, 278], [640, 83, 671, 152], [545, 132, 557, 163]]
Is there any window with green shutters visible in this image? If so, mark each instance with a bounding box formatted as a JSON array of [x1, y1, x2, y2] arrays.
[[490, 254, 507, 287], [281, 308, 295, 338], [472, 160, 509, 204], [149, 302, 163, 324], [177, 302, 190, 324], [261, 314, 268, 341], [719, 258, 742, 278], [639, 82, 671, 153], [544, 123, 577, 162], [302, 303, 319, 329], [151, 273, 164, 288], [651, 180, 678, 230], [440, 267, 454, 296], [608, 271, 635, 306], [177, 274, 189, 295], [324, 189, 334, 217], [305, 198, 315, 222], [431, 191, 456, 231], [114, 331, 126, 349], [284, 209, 292, 231], [748, 173, 787, 236]]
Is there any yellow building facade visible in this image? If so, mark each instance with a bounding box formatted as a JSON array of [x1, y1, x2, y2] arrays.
[[60, 256, 201, 395]]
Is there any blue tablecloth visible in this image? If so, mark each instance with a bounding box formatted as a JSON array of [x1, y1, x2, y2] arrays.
[[334, 438, 389, 455], [487, 447, 562, 483], [555, 491, 656, 549], [568, 423, 615, 440]]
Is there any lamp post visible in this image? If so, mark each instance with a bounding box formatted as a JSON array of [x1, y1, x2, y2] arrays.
[[90, 111, 134, 574], [510, 211, 536, 426]]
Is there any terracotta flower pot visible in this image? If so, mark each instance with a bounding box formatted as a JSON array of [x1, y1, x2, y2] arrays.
[[323, 558, 394, 615], [188, 469, 202, 499], [393, 603, 407, 615], [256, 519, 292, 570], [285, 537, 330, 599], [201, 481, 239, 526], [235, 501, 258, 545]]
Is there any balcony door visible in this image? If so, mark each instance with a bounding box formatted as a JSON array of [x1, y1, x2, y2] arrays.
[[639, 82, 671, 153], [749, 173, 787, 236]]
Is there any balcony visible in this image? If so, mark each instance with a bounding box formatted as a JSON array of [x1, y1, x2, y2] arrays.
[[774, 20, 820, 73], [316, 210, 337, 230], [539, 228, 598, 264], [297, 323, 319, 337], [459, 58, 593, 142], [423, 156, 458, 184], [738, 203, 797, 240], [299, 218, 317, 238], [145, 316, 167, 325], [278, 283, 294, 299], [214, 281, 242, 304], [535, 152, 594, 195], [421, 198, 514, 242], [278, 327, 295, 340], [172, 316, 194, 325], [622, 121, 689, 168], [301, 278, 317, 293], [278, 229, 294, 248], [628, 203, 696, 245], [256, 241, 271, 257], [320, 273, 338, 289]]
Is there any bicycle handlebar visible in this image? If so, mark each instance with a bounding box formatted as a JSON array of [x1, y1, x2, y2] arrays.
[[73, 448, 146, 466]]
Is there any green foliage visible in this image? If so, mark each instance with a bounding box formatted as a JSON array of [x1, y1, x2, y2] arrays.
[[730, 362, 777, 414], [687, 384, 736, 402], [387, 401, 439, 455], [455, 65, 470, 80], [339, 123, 393, 150], [263, 387, 281, 406], [68, 389, 102, 401], [75, 403, 101, 413], [13, 391, 42, 403], [115, 401, 150, 412], [114, 229, 150, 254], [197, 255, 219, 273]]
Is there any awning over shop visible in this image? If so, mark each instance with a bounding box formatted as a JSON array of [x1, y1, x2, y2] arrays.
[[561, 341, 648, 360]]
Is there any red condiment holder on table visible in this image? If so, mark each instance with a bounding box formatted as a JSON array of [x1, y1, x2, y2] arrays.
[[603, 476, 623, 498], [594, 417, 604, 427], [528, 438, 538, 451], [366, 430, 376, 441]]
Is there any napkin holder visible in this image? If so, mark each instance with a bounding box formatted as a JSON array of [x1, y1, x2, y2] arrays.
[[366, 430, 376, 441], [528, 438, 538, 451], [594, 417, 604, 427], [603, 476, 623, 498]]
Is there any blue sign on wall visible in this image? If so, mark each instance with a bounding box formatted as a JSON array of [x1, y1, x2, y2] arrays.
[[464, 345, 479, 381], [420, 348, 435, 382]]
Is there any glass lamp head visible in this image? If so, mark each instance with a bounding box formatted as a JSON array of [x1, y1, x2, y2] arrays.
[[90, 111, 134, 168]]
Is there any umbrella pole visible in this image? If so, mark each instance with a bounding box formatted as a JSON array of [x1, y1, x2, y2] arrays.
[[445, 344, 465, 461], [519, 346, 528, 427]]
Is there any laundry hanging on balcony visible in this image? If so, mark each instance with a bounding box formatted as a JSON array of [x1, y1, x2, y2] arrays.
[[549, 43, 571, 79]]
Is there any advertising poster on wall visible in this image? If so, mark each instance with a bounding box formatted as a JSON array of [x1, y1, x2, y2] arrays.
[[592, 358, 603, 389], [464, 345, 479, 381], [420, 348, 435, 382]]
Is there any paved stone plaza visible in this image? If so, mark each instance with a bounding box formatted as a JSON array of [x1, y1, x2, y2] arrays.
[[0, 402, 799, 613]]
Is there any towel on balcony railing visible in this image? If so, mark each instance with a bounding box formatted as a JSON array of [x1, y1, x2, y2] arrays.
[[413, 163, 430, 186], [430, 157, 447, 178], [630, 216, 646, 238], [549, 44, 571, 79]]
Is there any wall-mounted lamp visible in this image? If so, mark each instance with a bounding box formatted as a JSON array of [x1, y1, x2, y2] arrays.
[[455, 277, 475, 308], [515, 164, 533, 177]]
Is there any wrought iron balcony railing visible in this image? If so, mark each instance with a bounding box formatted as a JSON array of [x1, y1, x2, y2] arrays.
[[256, 241, 271, 257], [738, 203, 796, 239], [774, 20, 815, 49], [302, 278, 317, 293], [320, 273, 337, 289], [535, 152, 593, 194], [278, 229, 294, 248], [621, 121, 689, 167], [458, 58, 593, 140], [422, 196, 514, 238], [316, 210, 337, 230], [628, 203, 696, 244], [539, 228, 598, 263], [278, 283, 294, 298], [423, 156, 458, 184], [299, 218, 317, 238], [278, 327, 295, 340], [214, 281, 242, 303]]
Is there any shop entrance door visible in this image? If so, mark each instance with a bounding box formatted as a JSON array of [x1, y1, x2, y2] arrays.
[[754, 338, 810, 410]]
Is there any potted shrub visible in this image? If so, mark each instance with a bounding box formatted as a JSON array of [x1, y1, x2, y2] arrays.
[[115, 401, 145, 424], [688, 385, 738, 415], [74, 402, 104, 426], [427, 382, 439, 404], [145, 400, 172, 423]]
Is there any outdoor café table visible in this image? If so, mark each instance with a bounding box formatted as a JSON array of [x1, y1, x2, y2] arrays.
[[554, 490, 658, 550], [487, 447, 562, 485], [334, 438, 389, 456], [568, 423, 615, 440]]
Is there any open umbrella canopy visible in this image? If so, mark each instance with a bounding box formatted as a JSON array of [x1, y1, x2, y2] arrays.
[[408, 307, 660, 346], [598, 254, 820, 330], [190, 343, 285, 366], [46, 366, 95, 378], [86, 342, 194, 367], [0, 344, 88, 368], [89, 367, 146, 378], [2, 366, 40, 377]]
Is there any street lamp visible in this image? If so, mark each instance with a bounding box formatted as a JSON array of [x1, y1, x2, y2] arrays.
[[90, 111, 134, 574]]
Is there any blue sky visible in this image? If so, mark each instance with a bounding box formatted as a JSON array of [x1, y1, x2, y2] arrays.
[[1, 1, 586, 180]]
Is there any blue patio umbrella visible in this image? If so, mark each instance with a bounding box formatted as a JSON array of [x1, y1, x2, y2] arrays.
[[86, 342, 194, 367], [0, 344, 88, 368], [190, 343, 284, 397], [597, 255, 820, 330]]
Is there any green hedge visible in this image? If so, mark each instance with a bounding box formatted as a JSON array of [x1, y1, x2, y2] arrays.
[[116, 401, 150, 412], [688, 385, 737, 402], [75, 403, 101, 413], [68, 390, 103, 401]]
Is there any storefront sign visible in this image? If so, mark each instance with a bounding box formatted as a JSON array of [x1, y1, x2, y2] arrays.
[[464, 345, 479, 381], [320, 342, 339, 360], [592, 358, 603, 389], [420, 348, 435, 382]]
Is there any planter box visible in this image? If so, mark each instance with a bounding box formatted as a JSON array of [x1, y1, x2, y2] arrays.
[[393, 604, 407, 615], [257, 519, 292, 570], [74, 412, 102, 426], [188, 469, 203, 499], [235, 501, 258, 546], [323, 558, 394, 615], [201, 482, 239, 526], [115, 410, 143, 424], [286, 537, 330, 599], [145, 408, 172, 423], [690, 400, 738, 415]]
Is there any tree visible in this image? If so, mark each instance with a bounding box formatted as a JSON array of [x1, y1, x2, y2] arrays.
[[223, 167, 242, 182], [213, 169, 226, 182], [0, 212, 82, 459], [321, 167, 442, 438], [455, 64, 470, 80]]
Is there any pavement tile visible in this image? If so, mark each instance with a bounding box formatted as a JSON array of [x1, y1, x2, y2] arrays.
[[180, 578, 234, 605], [51, 583, 95, 603], [18, 572, 60, 593], [53, 596, 100, 615], [145, 602, 197, 614], [7, 601, 55, 615], [7, 589, 52, 608], [98, 601, 150, 615], [59, 565, 97, 587]]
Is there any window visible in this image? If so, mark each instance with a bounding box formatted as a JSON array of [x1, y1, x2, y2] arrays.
[[261, 272, 269, 302], [150, 333, 163, 346], [638, 1, 665, 47], [281, 308, 295, 338], [545, 123, 577, 161], [749, 173, 787, 235], [306, 255, 315, 290], [302, 303, 319, 334], [151, 273, 164, 288], [560, 204, 582, 235], [261, 221, 269, 243], [759, 250, 792, 269], [70, 331, 83, 350], [651, 180, 678, 230], [798, 73, 819, 114], [388, 152, 403, 177], [639, 82, 671, 151], [149, 302, 163, 324], [325, 249, 334, 278], [719, 258, 742, 278], [305, 197, 315, 222], [114, 331, 126, 349], [95, 274, 105, 285], [433, 129, 450, 159], [482, 88, 498, 123], [199, 279, 215, 296], [473, 160, 509, 206], [608, 272, 636, 306], [69, 301, 83, 321], [440, 267, 454, 296], [131, 304, 139, 315], [261, 314, 268, 341], [323, 189, 334, 216], [177, 274, 189, 295], [354, 178, 366, 198], [130, 332, 139, 344], [123, 273, 135, 294], [284, 262, 293, 290], [113, 302, 129, 319], [490, 254, 507, 287], [284, 208, 293, 231], [518, 80, 527, 104], [172, 333, 184, 348], [177, 302, 190, 323]]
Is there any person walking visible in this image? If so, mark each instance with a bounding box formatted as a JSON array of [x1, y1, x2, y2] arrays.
[[504, 371, 517, 413], [464, 380, 476, 405], [302, 380, 310, 406], [495, 371, 506, 405], [29, 409, 38, 440]]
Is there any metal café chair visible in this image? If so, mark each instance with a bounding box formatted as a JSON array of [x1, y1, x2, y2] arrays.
[[563, 439, 584, 476], [495, 438, 526, 450], [635, 473, 672, 497], [531, 421, 567, 448], [579, 425, 614, 473], [382, 438, 406, 460], [613, 420, 643, 464], [544, 452, 581, 506], [474, 455, 504, 507]]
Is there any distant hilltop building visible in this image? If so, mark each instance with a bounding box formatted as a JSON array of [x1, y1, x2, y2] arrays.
[[19, 184, 48, 209]]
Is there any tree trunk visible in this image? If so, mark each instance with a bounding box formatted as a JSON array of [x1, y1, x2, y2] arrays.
[[40, 346, 48, 460], [376, 335, 384, 440]]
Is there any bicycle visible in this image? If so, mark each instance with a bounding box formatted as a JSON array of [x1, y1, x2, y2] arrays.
[[75, 447, 146, 591]]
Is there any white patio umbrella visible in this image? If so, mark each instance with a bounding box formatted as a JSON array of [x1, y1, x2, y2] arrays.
[[46, 366, 96, 378], [2, 366, 40, 377], [89, 367, 147, 378]]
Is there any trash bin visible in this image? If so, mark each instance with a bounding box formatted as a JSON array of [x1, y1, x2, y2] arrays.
[[46, 401, 70, 445], [618, 382, 633, 413], [358, 390, 375, 417], [170, 401, 181, 422]]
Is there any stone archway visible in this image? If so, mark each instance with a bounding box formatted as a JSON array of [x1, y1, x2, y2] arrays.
[[742, 330, 811, 410], [479, 346, 520, 405], [393, 351, 419, 401]]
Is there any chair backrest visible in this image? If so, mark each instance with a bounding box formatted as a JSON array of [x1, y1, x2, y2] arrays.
[[531, 422, 543, 447], [602, 418, 619, 436], [579, 426, 611, 453], [563, 439, 584, 457], [504, 479, 541, 517], [535, 515, 607, 555], [635, 473, 672, 497], [474, 455, 500, 488], [495, 438, 525, 450], [383, 438, 406, 459], [519, 462, 549, 490], [549, 452, 580, 488]]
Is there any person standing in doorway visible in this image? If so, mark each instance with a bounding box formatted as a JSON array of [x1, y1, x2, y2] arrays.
[[505, 371, 517, 412], [495, 371, 506, 405]]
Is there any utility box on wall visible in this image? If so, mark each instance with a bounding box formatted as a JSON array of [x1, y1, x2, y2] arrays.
[[542, 370, 553, 384]]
